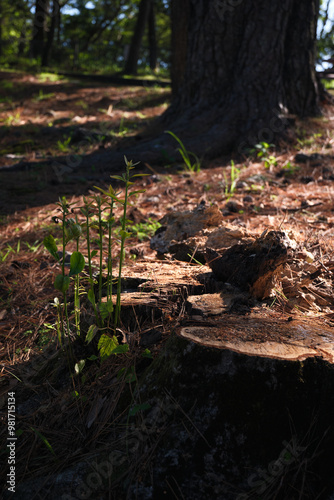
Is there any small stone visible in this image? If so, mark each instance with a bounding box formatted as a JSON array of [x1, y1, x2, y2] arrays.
[[146, 196, 161, 203], [301, 249, 314, 263], [301, 176, 314, 184], [236, 181, 248, 189], [225, 200, 243, 213], [295, 153, 309, 163], [139, 329, 162, 347], [56, 251, 71, 265]]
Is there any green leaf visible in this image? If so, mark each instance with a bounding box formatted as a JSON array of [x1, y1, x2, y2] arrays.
[[125, 366, 136, 383], [54, 274, 70, 293], [99, 300, 114, 320], [117, 367, 126, 378], [110, 175, 124, 181], [90, 250, 98, 258], [117, 365, 136, 383], [74, 359, 86, 375], [124, 155, 140, 168], [179, 148, 189, 164], [86, 324, 99, 344], [128, 402, 151, 417], [119, 229, 131, 239], [106, 192, 122, 203], [69, 251, 85, 277], [128, 190, 146, 197], [70, 223, 82, 239], [165, 130, 183, 149], [94, 186, 111, 196], [142, 348, 153, 359], [30, 427, 56, 457], [111, 344, 129, 354], [98, 334, 119, 362], [87, 355, 98, 361], [87, 288, 96, 306], [43, 235, 59, 261]]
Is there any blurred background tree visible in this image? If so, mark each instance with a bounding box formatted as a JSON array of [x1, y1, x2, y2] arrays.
[[318, 0, 334, 71], [0, 0, 332, 83], [0, 0, 171, 75]]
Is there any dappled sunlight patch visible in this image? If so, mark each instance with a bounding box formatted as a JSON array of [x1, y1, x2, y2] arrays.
[[0, 71, 171, 168]]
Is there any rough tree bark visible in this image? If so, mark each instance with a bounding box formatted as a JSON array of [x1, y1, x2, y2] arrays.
[[170, 0, 189, 98], [124, 0, 151, 75], [165, 0, 321, 156]]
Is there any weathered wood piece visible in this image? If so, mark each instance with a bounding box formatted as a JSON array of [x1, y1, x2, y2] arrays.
[[206, 230, 295, 299], [179, 308, 334, 363], [150, 202, 224, 254], [102, 259, 207, 297]]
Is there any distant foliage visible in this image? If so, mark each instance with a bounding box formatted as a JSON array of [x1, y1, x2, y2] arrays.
[[0, 0, 171, 74], [318, 0, 334, 68]]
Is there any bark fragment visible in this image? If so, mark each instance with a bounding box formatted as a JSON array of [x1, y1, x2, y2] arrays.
[[205, 230, 295, 299]]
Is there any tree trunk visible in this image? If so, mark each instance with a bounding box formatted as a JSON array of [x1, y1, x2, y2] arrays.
[[0, 2, 2, 58], [41, 0, 59, 67], [56, 6, 61, 45], [148, 0, 157, 70], [170, 0, 189, 98], [124, 0, 151, 75], [0, 3, 3, 57], [17, 22, 27, 57], [30, 0, 49, 59], [165, 0, 321, 156], [283, 0, 320, 116]]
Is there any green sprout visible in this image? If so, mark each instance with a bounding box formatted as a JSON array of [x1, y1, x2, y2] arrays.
[[223, 161, 242, 200], [165, 130, 201, 172]]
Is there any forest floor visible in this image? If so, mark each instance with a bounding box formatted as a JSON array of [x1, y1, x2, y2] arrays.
[[1, 70, 334, 496]]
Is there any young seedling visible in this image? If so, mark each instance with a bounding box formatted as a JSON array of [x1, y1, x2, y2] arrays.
[[250, 141, 275, 158], [92, 184, 118, 326], [43, 197, 85, 342], [129, 218, 161, 241], [281, 161, 300, 177], [80, 197, 100, 326], [165, 130, 201, 173], [44, 158, 146, 365], [262, 155, 278, 169], [108, 156, 146, 327], [57, 136, 71, 153], [250, 142, 277, 169], [68, 216, 84, 337], [84, 157, 146, 361], [24, 240, 43, 253], [91, 194, 105, 305], [223, 161, 242, 200], [0, 240, 21, 261]]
